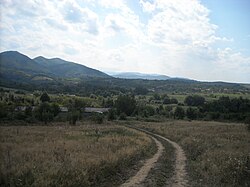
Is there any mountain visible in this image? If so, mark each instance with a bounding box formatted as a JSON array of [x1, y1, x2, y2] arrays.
[[33, 56, 109, 78], [110, 72, 170, 80], [0, 51, 110, 83]]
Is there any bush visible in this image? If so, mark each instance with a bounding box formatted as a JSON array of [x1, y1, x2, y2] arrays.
[[107, 109, 116, 121], [68, 110, 81, 125], [184, 95, 205, 106], [92, 113, 104, 124], [34, 102, 54, 124], [143, 105, 155, 117], [134, 87, 148, 95], [40, 92, 50, 103], [186, 107, 198, 120], [174, 106, 185, 119], [119, 113, 127, 120]]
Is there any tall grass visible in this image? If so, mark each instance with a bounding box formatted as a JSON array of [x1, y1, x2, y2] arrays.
[[135, 120, 250, 187], [0, 122, 154, 186]]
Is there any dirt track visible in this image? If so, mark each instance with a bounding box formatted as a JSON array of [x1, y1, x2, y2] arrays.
[[120, 126, 188, 187], [120, 137, 164, 187]]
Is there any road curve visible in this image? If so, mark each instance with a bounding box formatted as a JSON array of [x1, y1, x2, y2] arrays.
[[120, 136, 164, 187], [124, 126, 188, 187]]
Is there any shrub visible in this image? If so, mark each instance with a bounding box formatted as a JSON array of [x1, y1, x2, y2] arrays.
[[68, 110, 81, 125], [107, 109, 116, 121], [184, 95, 205, 106], [92, 113, 104, 124], [40, 92, 50, 103], [119, 113, 127, 120], [186, 107, 198, 120], [174, 106, 185, 119]]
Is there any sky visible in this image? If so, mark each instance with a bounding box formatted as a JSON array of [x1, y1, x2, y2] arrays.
[[0, 0, 250, 83]]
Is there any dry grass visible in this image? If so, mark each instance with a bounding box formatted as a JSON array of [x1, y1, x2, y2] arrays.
[[134, 120, 250, 187], [0, 122, 154, 187]]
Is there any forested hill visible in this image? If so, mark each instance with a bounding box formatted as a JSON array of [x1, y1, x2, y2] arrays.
[[0, 51, 110, 82], [0, 51, 249, 95]]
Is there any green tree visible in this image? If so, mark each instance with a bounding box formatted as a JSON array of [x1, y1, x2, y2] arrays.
[[0, 102, 8, 119], [143, 105, 155, 117], [134, 86, 148, 95], [40, 92, 50, 103], [153, 93, 161, 100], [68, 110, 80, 125], [174, 106, 185, 119], [163, 97, 171, 104], [107, 108, 116, 121], [184, 95, 205, 106], [36, 102, 53, 124], [51, 103, 60, 117], [186, 107, 197, 120], [25, 106, 33, 117], [115, 95, 136, 116]]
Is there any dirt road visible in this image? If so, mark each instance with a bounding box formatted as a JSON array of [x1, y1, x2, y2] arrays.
[[120, 126, 188, 187], [120, 136, 164, 187]]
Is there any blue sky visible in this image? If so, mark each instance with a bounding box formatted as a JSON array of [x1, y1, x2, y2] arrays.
[[0, 0, 250, 83]]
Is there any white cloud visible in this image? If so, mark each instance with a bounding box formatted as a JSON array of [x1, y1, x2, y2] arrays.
[[139, 0, 156, 13], [0, 0, 249, 82], [146, 0, 217, 49]]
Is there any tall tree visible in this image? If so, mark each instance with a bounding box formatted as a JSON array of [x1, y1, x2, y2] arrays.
[[40, 92, 50, 103], [116, 95, 136, 116]]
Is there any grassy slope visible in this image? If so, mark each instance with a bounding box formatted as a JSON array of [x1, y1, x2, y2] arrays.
[[134, 120, 250, 187], [0, 122, 155, 187]]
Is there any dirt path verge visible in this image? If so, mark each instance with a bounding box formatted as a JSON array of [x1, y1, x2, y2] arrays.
[[120, 136, 164, 187]]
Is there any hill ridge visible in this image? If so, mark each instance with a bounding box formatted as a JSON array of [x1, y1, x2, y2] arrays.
[[0, 51, 110, 82]]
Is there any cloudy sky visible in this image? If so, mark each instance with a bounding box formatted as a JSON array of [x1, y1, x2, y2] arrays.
[[0, 0, 250, 83]]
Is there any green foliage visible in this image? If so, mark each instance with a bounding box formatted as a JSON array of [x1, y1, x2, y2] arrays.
[[186, 107, 198, 120], [153, 93, 161, 100], [91, 113, 104, 124], [104, 98, 114, 108], [143, 105, 155, 117], [202, 96, 250, 121], [50, 103, 60, 116], [68, 110, 80, 125], [184, 95, 205, 106], [163, 97, 178, 104], [70, 98, 86, 112], [115, 95, 136, 116], [107, 108, 117, 121], [35, 102, 53, 124], [25, 106, 33, 116], [134, 86, 148, 95], [40, 92, 50, 103], [119, 113, 127, 120], [174, 106, 185, 119], [0, 102, 9, 119]]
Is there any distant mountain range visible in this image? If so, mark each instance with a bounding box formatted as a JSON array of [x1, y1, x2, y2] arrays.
[[0, 51, 190, 83], [0, 51, 109, 82], [109, 72, 170, 80], [107, 72, 192, 81], [0, 51, 248, 94]]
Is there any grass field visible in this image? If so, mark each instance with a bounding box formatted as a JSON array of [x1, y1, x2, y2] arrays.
[[134, 120, 250, 187], [0, 122, 155, 187]]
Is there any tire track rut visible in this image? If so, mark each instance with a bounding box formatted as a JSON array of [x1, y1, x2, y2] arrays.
[[120, 137, 164, 187], [121, 126, 188, 187]]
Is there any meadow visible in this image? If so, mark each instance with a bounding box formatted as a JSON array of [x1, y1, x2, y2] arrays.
[[134, 120, 250, 187], [0, 122, 155, 187]]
